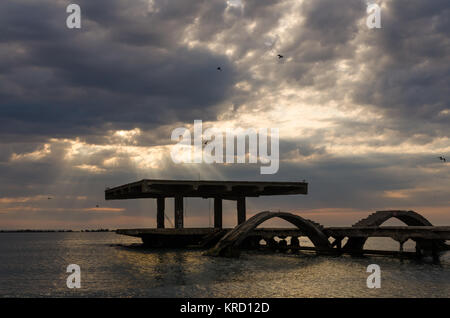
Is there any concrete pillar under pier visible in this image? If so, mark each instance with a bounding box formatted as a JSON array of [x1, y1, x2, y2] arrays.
[[214, 198, 223, 229], [432, 241, 440, 264], [174, 196, 184, 229], [237, 197, 246, 225], [157, 197, 165, 229]]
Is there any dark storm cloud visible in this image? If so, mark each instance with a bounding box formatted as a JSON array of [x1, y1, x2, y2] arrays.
[[300, 0, 364, 46], [0, 0, 236, 139], [353, 0, 450, 132], [1, 0, 448, 140]]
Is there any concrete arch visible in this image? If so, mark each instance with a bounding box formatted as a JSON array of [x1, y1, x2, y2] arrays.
[[352, 210, 433, 227], [344, 210, 433, 253], [205, 211, 331, 257]]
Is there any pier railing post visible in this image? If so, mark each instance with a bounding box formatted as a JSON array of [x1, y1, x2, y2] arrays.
[[237, 197, 246, 225], [174, 195, 184, 229], [214, 198, 223, 229], [157, 197, 165, 229]]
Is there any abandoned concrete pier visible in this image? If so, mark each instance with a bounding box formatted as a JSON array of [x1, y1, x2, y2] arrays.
[[106, 179, 450, 261]]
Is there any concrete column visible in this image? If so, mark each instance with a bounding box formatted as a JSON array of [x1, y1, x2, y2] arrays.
[[156, 197, 165, 229], [291, 236, 300, 248], [337, 237, 343, 250], [174, 196, 184, 229], [432, 241, 440, 264], [237, 197, 246, 225], [214, 198, 223, 229], [398, 239, 406, 261]]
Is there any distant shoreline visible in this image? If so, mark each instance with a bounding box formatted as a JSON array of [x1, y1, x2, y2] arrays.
[[0, 229, 114, 233]]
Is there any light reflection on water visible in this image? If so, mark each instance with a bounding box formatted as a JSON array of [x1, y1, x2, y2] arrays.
[[0, 232, 448, 297]]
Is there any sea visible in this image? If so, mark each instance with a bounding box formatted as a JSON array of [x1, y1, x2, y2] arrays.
[[0, 232, 448, 297]]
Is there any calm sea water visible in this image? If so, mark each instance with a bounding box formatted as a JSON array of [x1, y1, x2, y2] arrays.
[[0, 232, 448, 297]]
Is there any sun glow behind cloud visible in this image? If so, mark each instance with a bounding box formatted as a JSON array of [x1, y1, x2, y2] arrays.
[[58, 132, 169, 171]]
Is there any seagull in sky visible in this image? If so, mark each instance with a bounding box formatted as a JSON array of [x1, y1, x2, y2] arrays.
[[277, 54, 284, 59], [217, 66, 222, 71], [438, 156, 446, 162]]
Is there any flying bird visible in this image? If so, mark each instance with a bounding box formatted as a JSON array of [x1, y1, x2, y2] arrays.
[[438, 156, 446, 162], [277, 54, 284, 59], [217, 67, 222, 71]]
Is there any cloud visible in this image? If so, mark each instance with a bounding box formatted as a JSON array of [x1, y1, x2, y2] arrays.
[[0, 0, 449, 228], [352, 0, 450, 129], [0, 0, 236, 140]]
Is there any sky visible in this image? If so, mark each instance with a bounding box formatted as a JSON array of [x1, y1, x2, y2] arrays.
[[0, 0, 449, 229]]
